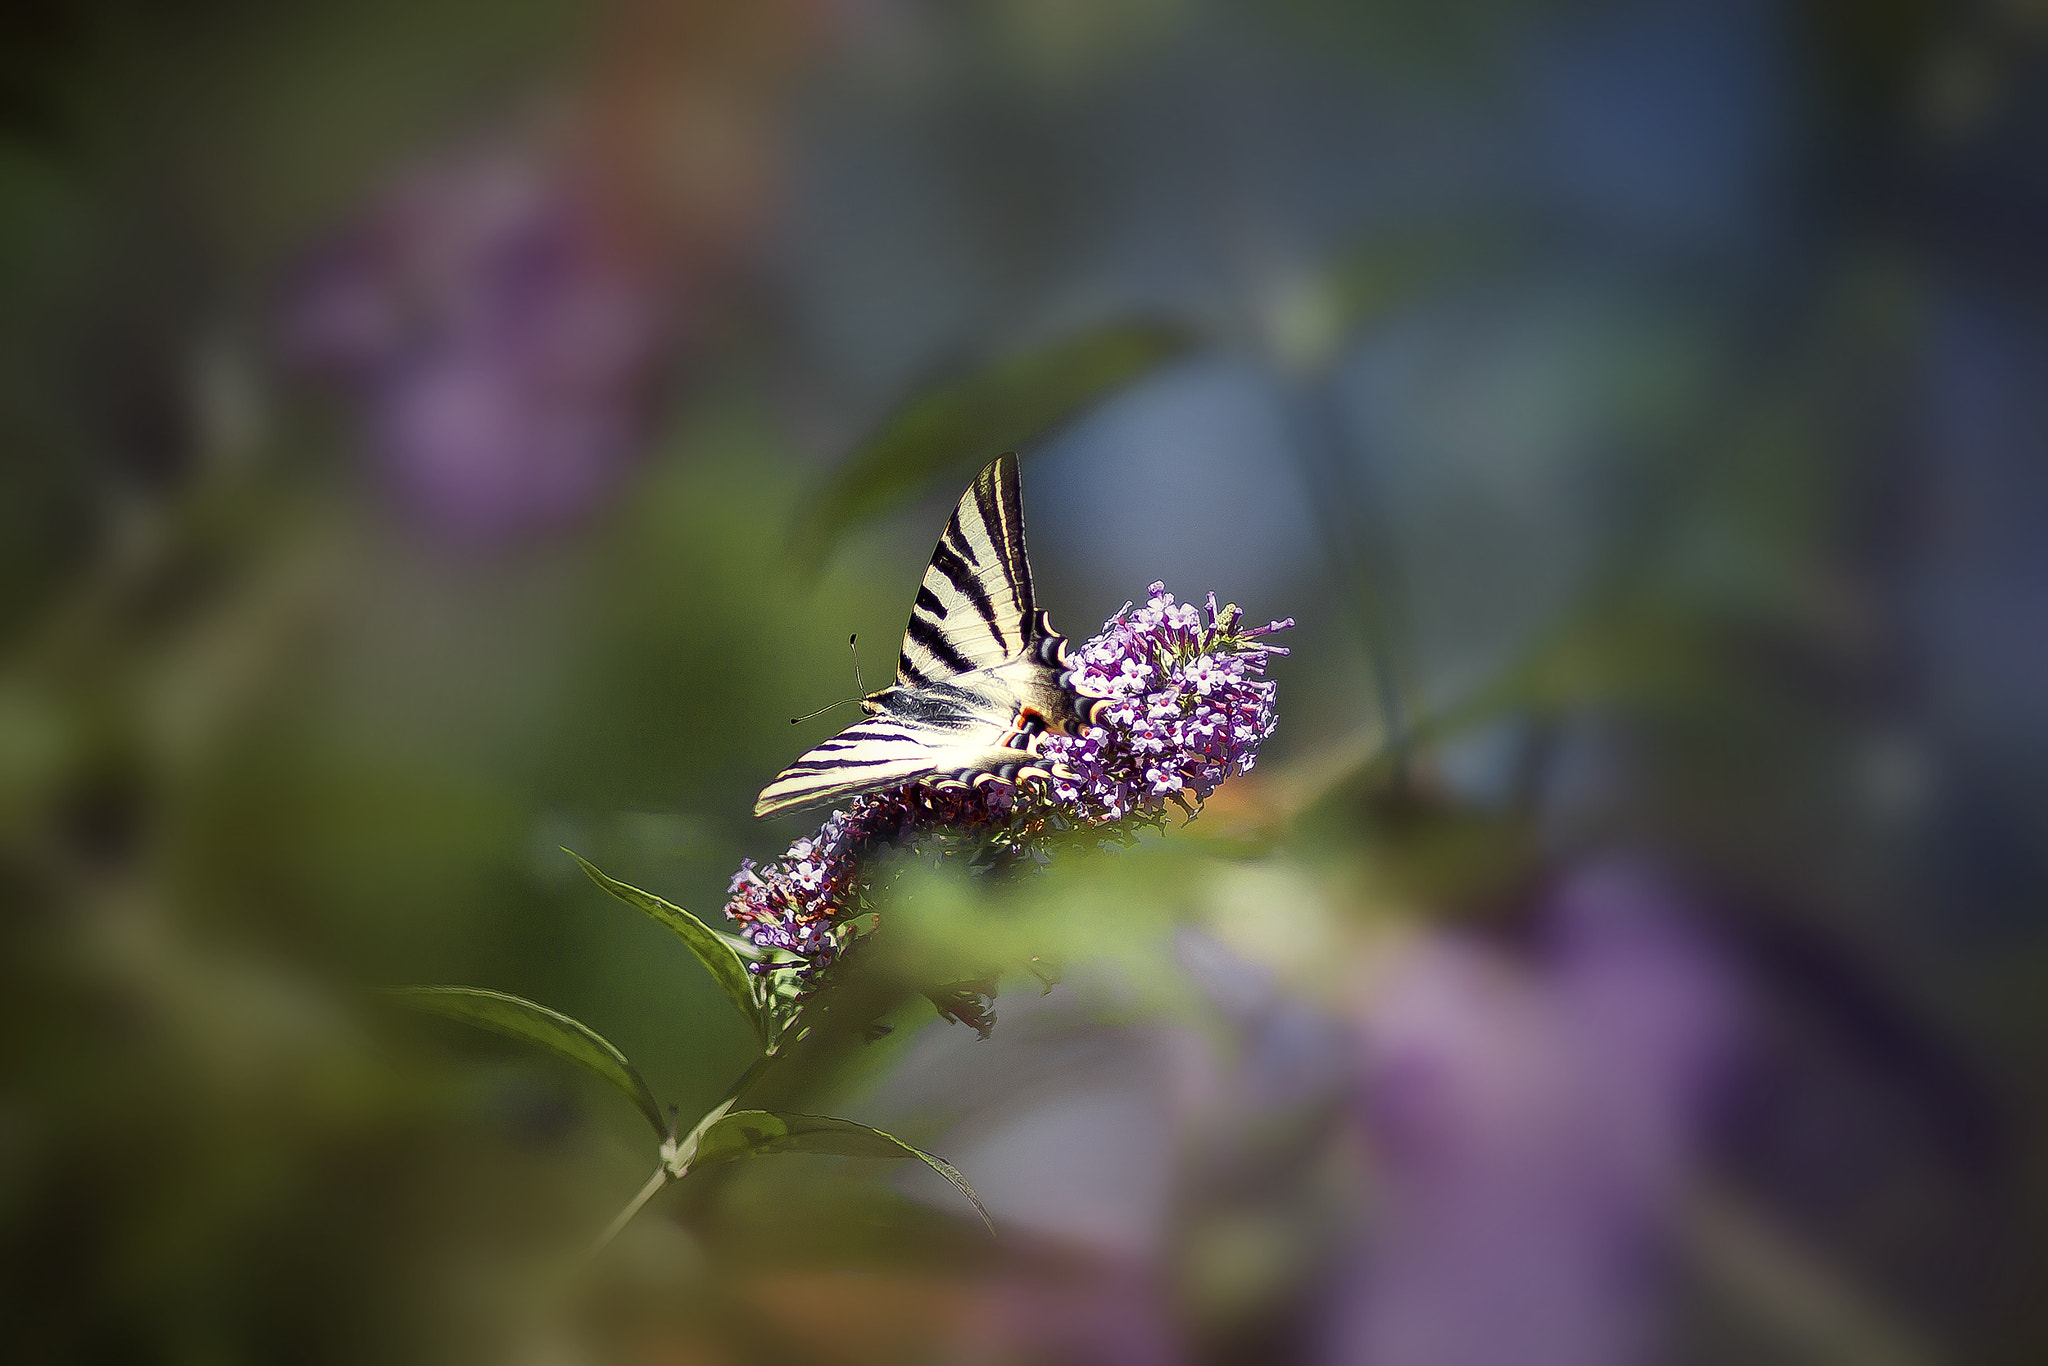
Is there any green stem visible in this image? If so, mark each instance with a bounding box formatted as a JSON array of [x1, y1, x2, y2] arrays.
[[584, 1035, 793, 1261], [588, 1164, 671, 1261]]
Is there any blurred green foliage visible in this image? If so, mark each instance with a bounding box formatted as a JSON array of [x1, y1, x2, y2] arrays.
[[3, 0, 2047, 1362], [790, 318, 1198, 577]]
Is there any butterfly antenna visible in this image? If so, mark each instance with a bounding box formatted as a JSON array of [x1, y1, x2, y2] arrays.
[[790, 636, 870, 725]]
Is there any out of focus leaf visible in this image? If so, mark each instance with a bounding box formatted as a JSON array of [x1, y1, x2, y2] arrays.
[[567, 850, 765, 1042], [1289, 593, 1733, 832], [386, 986, 666, 1139], [689, 1109, 993, 1233], [685, 1185, 1007, 1272], [1322, 218, 1524, 342], [793, 318, 1198, 573]]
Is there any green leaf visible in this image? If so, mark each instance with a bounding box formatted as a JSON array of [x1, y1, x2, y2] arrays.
[[794, 318, 1198, 574], [1323, 218, 1524, 339], [385, 985, 666, 1139], [690, 1109, 994, 1233], [565, 850, 764, 1042]]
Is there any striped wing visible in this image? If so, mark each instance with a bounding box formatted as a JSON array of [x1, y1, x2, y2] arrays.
[[755, 453, 1085, 819], [752, 703, 1026, 818], [752, 717, 966, 815], [895, 453, 1038, 686]]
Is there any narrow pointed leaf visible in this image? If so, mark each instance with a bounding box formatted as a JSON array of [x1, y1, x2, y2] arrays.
[[386, 985, 665, 1138], [794, 318, 1197, 574], [566, 850, 763, 1040], [691, 1109, 994, 1233]]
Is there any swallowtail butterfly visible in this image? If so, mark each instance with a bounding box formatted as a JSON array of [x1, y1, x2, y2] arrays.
[[755, 453, 1104, 817]]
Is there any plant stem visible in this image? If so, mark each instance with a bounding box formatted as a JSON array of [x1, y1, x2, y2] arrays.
[[584, 1020, 798, 1262], [588, 1165, 671, 1261]]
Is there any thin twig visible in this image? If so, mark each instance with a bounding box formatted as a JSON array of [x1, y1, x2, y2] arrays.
[[587, 1165, 670, 1262]]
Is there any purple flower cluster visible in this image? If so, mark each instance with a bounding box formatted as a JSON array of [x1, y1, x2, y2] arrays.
[[1043, 583, 1292, 821], [725, 811, 862, 968], [723, 583, 1291, 1003], [724, 783, 1017, 978]]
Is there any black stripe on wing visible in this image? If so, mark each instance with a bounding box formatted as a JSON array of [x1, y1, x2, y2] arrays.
[[904, 614, 974, 677]]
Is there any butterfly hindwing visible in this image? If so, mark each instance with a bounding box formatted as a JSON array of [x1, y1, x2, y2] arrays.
[[755, 453, 1095, 819], [751, 717, 960, 817]]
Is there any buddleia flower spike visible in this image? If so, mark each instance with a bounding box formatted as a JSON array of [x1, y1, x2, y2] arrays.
[[728, 573, 1292, 1028]]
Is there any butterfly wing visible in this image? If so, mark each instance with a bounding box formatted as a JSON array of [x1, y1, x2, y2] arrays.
[[895, 452, 1038, 686], [752, 716, 970, 816], [755, 454, 1089, 819]]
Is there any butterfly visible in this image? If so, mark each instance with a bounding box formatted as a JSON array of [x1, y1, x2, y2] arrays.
[[755, 452, 1106, 818]]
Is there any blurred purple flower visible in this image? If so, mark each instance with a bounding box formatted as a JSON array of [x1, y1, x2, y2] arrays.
[[724, 583, 1291, 1005], [1324, 860, 1738, 1366], [286, 134, 675, 541]]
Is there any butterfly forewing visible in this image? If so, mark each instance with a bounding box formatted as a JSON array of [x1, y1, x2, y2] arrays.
[[895, 453, 1038, 687], [754, 453, 1094, 819]]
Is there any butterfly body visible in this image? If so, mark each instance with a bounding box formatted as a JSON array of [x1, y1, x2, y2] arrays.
[[755, 454, 1102, 818]]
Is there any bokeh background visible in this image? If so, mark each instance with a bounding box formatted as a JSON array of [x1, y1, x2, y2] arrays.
[[4, 0, 2047, 1361]]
